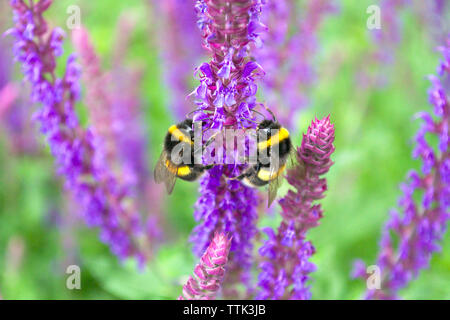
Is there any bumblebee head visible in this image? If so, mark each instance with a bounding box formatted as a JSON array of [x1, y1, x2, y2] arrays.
[[257, 119, 280, 130], [174, 119, 193, 131]]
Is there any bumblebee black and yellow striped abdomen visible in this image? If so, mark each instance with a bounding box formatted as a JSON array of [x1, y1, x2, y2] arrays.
[[154, 119, 209, 194], [164, 120, 199, 180], [240, 120, 292, 186], [258, 122, 291, 154], [240, 163, 288, 187], [236, 119, 293, 206]]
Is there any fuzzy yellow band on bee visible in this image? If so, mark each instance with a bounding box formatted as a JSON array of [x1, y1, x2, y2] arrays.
[[257, 127, 290, 150], [176, 166, 192, 177], [168, 125, 194, 145], [165, 160, 178, 175], [257, 164, 287, 181], [165, 160, 192, 177]]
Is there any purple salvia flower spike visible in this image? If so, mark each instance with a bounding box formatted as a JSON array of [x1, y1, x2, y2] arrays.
[[412, 1, 449, 45], [150, 0, 204, 120], [179, 232, 232, 300], [8, 0, 150, 264], [357, 0, 410, 88], [72, 25, 164, 252], [191, 166, 259, 296], [0, 5, 38, 156], [189, 0, 267, 297], [257, 115, 336, 300], [192, 0, 266, 130], [72, 27, 118, 163], [353, 36, 449, 300]]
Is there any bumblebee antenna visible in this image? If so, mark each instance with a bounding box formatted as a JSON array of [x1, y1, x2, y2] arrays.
[[185, 110, 196, 119], [225, 173, 244, 181], [251, 109, 266, 121], [186, 109, 214, 119], [262, 104, 277, 122], [251, 108, 264, 117], [202, 123, 214, 135], [241, 117, 259, 126]]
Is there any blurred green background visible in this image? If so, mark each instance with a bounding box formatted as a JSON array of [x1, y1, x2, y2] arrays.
[[0, 0, 448, 299]]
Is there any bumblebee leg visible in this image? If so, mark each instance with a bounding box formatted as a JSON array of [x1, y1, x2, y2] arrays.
[[204, 131, 220, 149]]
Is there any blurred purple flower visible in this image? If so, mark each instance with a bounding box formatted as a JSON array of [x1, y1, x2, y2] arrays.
[[256, 0, 336, 130], [109, 15, 167, 244], [0, 84, 38, 156], [372, 0, 410, 48], [72, 25, 164, 251], [179, 232, 231, 300], [8, 0, 149, 265], [0, 8, 15, 117], [0, 83, 18, 120], [353, 36, 449, 300], [413, 0, 449, 45], [257, 115, 335, 300], [109, 15, 154, 197], [150, 0, 204, 120], [0, 12, 38, 155], [0, 37, 11, 89], [72, 27, 117, 161], [357, 0, 410, 87]]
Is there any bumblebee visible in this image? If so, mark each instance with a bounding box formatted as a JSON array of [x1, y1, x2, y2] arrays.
[[235, 118, 299, 207], [154, 119, 214, 194]]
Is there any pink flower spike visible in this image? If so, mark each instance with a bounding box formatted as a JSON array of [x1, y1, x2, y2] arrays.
[[257, 115, 336, 300], [179, 232, 232, 300]]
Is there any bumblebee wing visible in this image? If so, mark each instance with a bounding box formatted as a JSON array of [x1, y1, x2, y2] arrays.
[[288, 145, 297, 168], [154, 151, 177, 195], [164, 168, 177, 195], [288, 146, 306, 180], [154, 151, 167, 183], [268, 169, 283, 207], [267, 159, 285, 207]]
